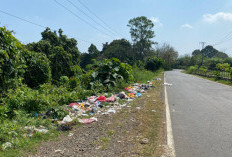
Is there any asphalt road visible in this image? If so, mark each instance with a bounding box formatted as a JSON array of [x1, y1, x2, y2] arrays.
[[165, 70, 232, 157]]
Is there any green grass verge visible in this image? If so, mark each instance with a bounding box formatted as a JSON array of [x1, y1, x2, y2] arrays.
[[132, 68, 163, 83], [0, 129, 60, 157], [183, 71, 232, 87]]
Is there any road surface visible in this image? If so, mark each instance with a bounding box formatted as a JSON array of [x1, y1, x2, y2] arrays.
[[165, 70, 232, 157]]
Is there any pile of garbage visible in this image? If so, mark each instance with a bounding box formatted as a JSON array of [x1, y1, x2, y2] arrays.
[[1, 79, 163, 150], [59, 81, 156, 126]]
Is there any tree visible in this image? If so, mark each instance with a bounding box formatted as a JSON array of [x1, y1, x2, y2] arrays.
[[102, 39, 133, 63], [192, 49, 201, 56], [88, 44, 99, 55], [0, 27, 26, 92], [23, 51, 51, 88], [199, 45, 228, 59], [27, 28, 80, 65], [127, 16, 155, 59], [49, 47, 73, 81], [145, 57, 164, 71], [156, 43, 178, 68]]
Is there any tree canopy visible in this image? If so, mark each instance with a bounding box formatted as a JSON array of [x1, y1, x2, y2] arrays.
[[127, 16, 155, 60]]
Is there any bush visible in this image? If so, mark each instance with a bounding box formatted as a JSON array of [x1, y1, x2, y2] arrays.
[[3, 85, 43, 118], [86, 58, 133, 90], [0, 27, 26, 93], [187, 66, 198, 74], [23, 51, 51, 88], [199, 66, 208, 75], [145, 57, 164, 71]]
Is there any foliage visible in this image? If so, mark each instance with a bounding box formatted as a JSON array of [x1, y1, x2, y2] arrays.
[[192, 49, 201, 56], [200, 45, 228, 59], [187, 66, 198, 74], [199, 66, 208, 74], [127, 16, 155, 60], [49, 46, 73, 81], [132, 67, 162, 83], [87, 58, 133, 90], [3, 85, 44, 118], [102, 39, 133, 63], [23, 51, 51, 88], [216, 63, 230, 71], [155, 43, 178, 69], [145, 57, 164, 71], [0, 27, 26, 93], [88, 44, 99, 56], [204, 58, 223, 70]]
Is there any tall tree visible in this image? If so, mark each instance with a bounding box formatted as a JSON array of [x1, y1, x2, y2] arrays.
[[102, 39, 133, 63], [156, 43, 178, 67], [88, 44, 99, 56], [127, 16, 155, 59], [27, 28, 80, 65], [192, 49, 201, 56]]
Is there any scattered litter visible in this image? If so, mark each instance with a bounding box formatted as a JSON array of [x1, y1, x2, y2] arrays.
[[136, 92, 142, 97], [140, 138, 149, 144], [68, 133, 74, 137], [81, 114, 88, 116], [106, 96, 115, 102], [78, 117, 97, 124], [107, 109, 116, 114], [34, 128, 49, 134], [97, 95, 106, 102], [136, 107, 141, 110], [163, 82, 172, 86], [61, 115, 72, 124], [2, 142, 12, 150], [156, 78, 162, 81], [152, 110, 156, 112], [55, 149, 63, 153], [95, 146, 102, 150]]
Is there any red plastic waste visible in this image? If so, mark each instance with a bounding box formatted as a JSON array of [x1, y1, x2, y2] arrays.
[[106, 96, 115, 102], [124, 87, 130, 91], [69, 103, 79, 107], [97, 95, 106, 102]]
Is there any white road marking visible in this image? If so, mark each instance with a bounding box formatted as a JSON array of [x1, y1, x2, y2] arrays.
[[164, 74, 176, 157]]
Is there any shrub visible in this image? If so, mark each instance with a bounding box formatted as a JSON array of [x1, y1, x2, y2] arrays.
[[187, 66, 198, 74], [85, 58, 133, 90], [0, 27, 26, 93], [23, 51, 51, 88], [145, 57, 164, 71], [3, 85, 43, 118]]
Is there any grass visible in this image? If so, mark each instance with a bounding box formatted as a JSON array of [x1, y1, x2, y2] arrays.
[[0, 129, 60, 157], [132, 68, 163, 83], [184, 71, 232, 87]]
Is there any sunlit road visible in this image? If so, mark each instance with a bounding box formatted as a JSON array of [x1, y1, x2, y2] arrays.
[[165, 70, 232, 157]]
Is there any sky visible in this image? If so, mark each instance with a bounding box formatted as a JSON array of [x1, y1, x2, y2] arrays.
[[1, 0, 232, 56]]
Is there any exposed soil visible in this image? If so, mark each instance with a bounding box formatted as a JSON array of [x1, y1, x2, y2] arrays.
[[30, 73, 166, 157]]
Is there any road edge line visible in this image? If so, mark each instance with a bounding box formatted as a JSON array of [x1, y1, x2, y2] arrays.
[[164, 73, 176, 157]]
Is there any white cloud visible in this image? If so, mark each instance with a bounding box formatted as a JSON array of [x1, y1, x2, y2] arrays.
[[181, 24, 193, 29], [150, 17, 163, 27], [203, 12, 232, 23]]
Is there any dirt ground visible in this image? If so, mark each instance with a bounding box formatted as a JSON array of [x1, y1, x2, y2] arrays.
[[30, 73, 166, 157]]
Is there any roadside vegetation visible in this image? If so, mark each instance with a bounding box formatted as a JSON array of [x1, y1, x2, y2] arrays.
[[175, 45, 232, 85], [0, 16, 178, 156]]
